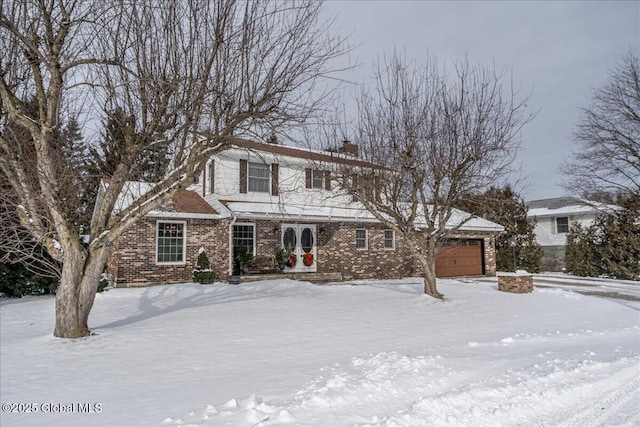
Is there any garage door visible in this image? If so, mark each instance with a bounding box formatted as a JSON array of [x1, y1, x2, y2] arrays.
[[435, 239, 484, 277]]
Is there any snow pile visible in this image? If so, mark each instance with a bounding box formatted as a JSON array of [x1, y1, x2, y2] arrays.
[[166, 343, 640, 427], [1, 278, 639, 427]]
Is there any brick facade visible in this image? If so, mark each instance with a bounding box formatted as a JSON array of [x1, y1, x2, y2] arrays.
[[317, 222, 420, 280], [107, 217, 230, 287], [107, 217, 497, 286]]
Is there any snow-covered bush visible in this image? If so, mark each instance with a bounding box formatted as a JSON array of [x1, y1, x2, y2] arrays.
[[97, 273, 110, 292], [193, 248, 216, 284]]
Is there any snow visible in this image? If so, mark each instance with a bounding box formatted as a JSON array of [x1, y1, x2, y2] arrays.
[[225, 201, 504, 233], [1, 277, 639, 427]]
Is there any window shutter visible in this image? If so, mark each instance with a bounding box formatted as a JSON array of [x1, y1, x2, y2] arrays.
[[208, 161, 215, 194], [239, 159, 248, 194], [374, 175, 381, 202], [305, 169, 312, 188], [202, 169, 206, 197], [324, 171, 331, 190], [271, 163, 279, 196]]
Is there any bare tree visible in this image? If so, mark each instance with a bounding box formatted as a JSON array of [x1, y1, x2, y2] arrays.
[[0, 0, 346, 338], [562, 50, 640, 202], [333, 53, 532, 298]]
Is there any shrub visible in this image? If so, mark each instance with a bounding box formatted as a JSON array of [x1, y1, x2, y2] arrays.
[[565, 201, 640, 280], [193, 248, 216, 284], [97, 273, 110, 292], [565, 223, 601, 277]]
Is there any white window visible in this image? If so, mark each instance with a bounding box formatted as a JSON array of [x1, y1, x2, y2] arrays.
[[556, 217, 569, 233], [312, 169, 324, 189], [248, 162, 270, 193], [233, 224, 255, 256], [384, 229, 395, 249], [156, 221, 186, 264], [356, 229, 368, 249]]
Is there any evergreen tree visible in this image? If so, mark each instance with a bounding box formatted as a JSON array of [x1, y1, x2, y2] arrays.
[[193, 248, 215, 284], [56, 116, 92, 228], [86, 108, 169, 186], [565, 223, 601, 277], [594, 198, 640, 280], [565, 197, 639, 280], [1, 97, 61, 295], [457, 186, 543, 272]]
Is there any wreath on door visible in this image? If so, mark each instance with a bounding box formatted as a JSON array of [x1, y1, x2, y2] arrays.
[[303, 252, 314, 266], [289, 252, 297, 267]]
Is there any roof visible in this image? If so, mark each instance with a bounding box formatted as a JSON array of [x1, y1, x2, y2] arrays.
[[105, 180, 218, 217], [526, 197, 616, 218], [222, 201, 504, 233], [196, 134, 385, 170], [165, 190, 218, 215], [525, 197, 585, 210]]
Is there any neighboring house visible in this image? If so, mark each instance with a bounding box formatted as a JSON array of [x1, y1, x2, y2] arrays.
[[526, 197, 614, 271], [100, 138, 504, 287]]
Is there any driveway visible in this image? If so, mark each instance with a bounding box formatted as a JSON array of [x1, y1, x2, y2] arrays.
[[532, 273, 640, 302]]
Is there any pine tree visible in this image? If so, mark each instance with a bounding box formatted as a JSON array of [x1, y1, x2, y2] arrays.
[[56, 116, 91, 227], [565, 223, 601, 277], [594, 198, 640, 280], [0, 97, 62, 294], [85, 108, 170, 189], [457, 186, 543, 272], [565, 197, 639, 280]]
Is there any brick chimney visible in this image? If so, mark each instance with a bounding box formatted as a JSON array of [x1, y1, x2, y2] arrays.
[[338, 140, 358, 157]]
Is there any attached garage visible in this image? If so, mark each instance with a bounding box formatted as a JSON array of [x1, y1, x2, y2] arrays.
[[435, 239, 485, 277]]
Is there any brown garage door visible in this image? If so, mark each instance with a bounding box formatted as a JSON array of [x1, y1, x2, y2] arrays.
[[435, 239, 484, 277]]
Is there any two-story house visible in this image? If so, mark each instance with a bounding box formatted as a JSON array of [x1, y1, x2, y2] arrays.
[[102, 138, 503, 287], [526, 197, 615, 271]]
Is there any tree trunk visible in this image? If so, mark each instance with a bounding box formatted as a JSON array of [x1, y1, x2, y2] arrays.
[[422, 259, 444, 299], [53, 246, 108, 338]]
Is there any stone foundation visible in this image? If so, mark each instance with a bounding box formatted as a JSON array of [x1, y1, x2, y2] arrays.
[[497, 273, 534, 293]]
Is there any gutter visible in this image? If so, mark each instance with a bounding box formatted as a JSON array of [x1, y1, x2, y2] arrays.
[[228, 215, 237, 277]]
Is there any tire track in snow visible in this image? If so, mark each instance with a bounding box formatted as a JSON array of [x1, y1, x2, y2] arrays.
[[551, 363, 640, 427]]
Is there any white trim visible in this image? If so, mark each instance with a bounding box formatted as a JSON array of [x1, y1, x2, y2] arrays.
[[232, 222, 257, 257], [248, 162, 270, 193], [155, 220, 187, 265], [355, 228, 368, 250], [147, 211, 221, 220], [229, 215, 237, 276], [384, 229, 396, 250], [281, 224, 317, 273]]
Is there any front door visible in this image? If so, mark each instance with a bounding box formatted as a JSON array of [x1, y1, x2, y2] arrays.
[[281, 224, 317, 273]]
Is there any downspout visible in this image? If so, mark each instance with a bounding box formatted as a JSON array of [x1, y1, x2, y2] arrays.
[[229, 215, 237, 276]]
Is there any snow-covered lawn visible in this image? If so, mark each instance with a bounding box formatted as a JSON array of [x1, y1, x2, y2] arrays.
[[1, 277, 638, 427]]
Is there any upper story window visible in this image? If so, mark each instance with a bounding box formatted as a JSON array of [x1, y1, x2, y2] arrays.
[[312, 169, 324, 189], [305, 168, 331, 190], [240, 160, 278, 195], [248, 162, 270, 193], [156, 221, 186, 264], [556, 217, 569, 233]]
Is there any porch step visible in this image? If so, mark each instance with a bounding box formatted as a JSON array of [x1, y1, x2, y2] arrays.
[[228, 272, 343, 284]]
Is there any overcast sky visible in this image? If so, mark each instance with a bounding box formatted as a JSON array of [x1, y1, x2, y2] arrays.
[[320, 0, 639, 201]]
